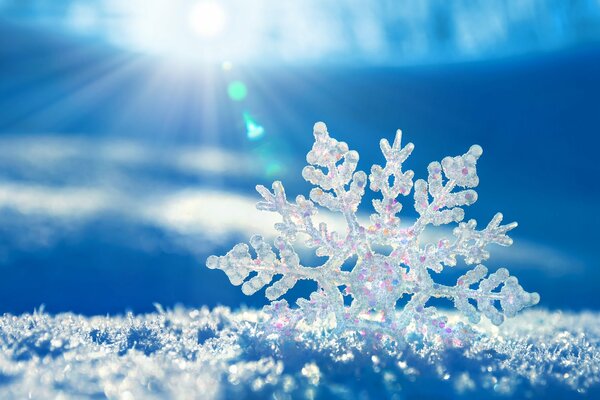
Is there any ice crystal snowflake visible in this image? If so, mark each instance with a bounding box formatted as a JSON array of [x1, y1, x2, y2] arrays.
[[206, 122, 539, 342]]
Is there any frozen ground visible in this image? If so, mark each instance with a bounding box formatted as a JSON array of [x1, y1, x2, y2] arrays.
[[0, 307, 598, 399]]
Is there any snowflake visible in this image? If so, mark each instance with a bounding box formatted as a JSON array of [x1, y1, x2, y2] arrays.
[[206, 122, 540, 342]]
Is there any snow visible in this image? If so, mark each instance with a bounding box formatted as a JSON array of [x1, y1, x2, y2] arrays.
[[0, 308, 598, 399]]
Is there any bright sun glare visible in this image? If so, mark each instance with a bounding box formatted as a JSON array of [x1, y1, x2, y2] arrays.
[[188, 1, 227, 38]]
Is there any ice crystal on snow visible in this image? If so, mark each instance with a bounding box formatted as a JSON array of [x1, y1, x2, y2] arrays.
[[2, 308, 598, 398], [207, 122, 539, 341]]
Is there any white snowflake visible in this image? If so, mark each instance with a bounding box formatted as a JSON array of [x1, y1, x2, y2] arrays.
[[206, 122, 539, 342]]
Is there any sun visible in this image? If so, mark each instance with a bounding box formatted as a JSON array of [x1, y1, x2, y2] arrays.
[[188, 1, 227, 39]]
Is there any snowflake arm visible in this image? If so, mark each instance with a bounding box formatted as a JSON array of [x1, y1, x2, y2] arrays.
[[207, 235, 308, 300], [206, 233, 347, 318], [367, 129, 415, 241], [442, 265, 540, 325], [448, 212, 518, 265], [255, 181, 339, 256], [255, 123, 367, 257], [302, 122, 367, 235], [412, 212, 519, 274], [412, 145, 482, 233]]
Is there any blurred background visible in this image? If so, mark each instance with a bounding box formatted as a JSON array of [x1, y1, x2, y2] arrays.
[[0, 0, 598, 315]]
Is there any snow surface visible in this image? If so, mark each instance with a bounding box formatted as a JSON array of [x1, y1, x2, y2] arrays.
[[0, 308, 598, 399]]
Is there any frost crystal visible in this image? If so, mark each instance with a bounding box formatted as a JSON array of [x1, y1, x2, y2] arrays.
[[207, 122, 539, 342]]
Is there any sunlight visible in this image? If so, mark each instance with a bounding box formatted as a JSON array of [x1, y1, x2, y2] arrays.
[[188, 1, 227, 39]]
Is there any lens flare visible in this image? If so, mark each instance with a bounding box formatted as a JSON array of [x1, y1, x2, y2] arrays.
[[227, 81, 247, 101], [221, 61, 233, 71], [243, 112, 264, 140]]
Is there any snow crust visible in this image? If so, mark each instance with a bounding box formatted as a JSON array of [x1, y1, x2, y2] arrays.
[[0, 308, 598, 399]]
